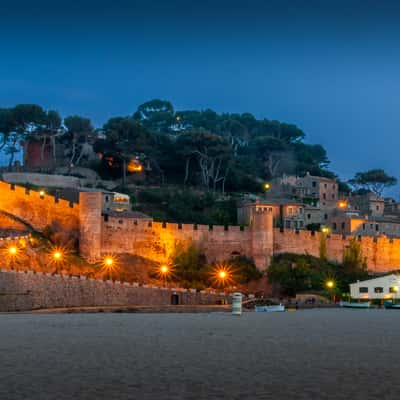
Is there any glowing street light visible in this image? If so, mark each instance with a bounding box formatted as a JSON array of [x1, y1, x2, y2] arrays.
[[102, 256, 118, 281], [218, 270, 227, 280], [321, 227, 330, 234], [8, 246, 18, 256], [338, 201, 347, 209], [104, 257, 114, 267], [53, 250, 63, 261], [326, 280, 335, 289], [264, 183, 271, 191], [6, 245, 19, 270], [160, 265, 169, 275], [215, 268, 232, 287], [39, 190, 45, 199]]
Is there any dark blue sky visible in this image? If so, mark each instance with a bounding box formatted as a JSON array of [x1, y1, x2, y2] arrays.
[[1, 0, 400, 190]]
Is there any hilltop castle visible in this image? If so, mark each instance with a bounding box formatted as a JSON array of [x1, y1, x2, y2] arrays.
[[0, 180, 399, 273]]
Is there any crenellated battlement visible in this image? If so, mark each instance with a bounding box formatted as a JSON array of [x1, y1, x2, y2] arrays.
[[0, 184, 398, 273], [7, 181, 78, 209], [104, 215, 250, 233], [0, 180, 79, 233]]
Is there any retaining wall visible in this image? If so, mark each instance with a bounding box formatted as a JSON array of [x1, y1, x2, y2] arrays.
[[0, 269, 228, 312]]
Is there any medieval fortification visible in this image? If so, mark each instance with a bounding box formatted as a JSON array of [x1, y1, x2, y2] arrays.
[[0, 181, 399, 273]]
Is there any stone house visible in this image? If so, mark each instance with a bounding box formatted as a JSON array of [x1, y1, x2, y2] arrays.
[[238, 200, 306, 229]]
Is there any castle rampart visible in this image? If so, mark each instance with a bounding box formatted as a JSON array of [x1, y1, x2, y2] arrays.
[[0, 184, 399, 273], [0, 181, 79, 233]]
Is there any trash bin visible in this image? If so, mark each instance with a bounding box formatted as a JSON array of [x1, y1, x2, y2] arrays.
[[232, 292, 243, 316]]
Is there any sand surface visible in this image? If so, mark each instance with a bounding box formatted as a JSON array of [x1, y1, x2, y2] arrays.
[[1, 309, 400, 399]]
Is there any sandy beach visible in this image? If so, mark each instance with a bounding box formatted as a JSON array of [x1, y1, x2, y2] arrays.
[[1, 309, 399, 400]]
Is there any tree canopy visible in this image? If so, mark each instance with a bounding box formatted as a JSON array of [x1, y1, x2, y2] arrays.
[[349, 169, 397, 196], [0, 99, 341, 192]]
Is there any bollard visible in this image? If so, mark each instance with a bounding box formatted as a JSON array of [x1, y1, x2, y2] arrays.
[[232, 292, 243, 316]]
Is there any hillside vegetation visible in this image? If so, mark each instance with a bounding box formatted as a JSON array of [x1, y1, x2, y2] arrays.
[[0, 99, 336, 195]]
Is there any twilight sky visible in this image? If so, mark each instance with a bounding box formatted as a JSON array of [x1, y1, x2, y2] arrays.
[[1, 0, 400, 191]]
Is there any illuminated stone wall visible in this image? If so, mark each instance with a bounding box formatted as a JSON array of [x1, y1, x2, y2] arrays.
[[0, 181, 79, 233], [100, 217, 254, 266], [273, 228, 400, 272], [0, 269, 228, 312], [0, 183, 399, 273]]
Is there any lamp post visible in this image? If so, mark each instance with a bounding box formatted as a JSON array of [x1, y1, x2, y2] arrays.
[[103, 256, 115, 281], [52, 250, 64, 273], [8, 245, 18, 270], [326, 280, 335, 302], [216, 268, 231, 288], [159, 264, 171, 287], [392, 286, 398, 304]]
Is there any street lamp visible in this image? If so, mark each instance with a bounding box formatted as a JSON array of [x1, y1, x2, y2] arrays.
[[7, 245, 19, 270], [214, 268, 232, 288], [53, 251, 63, 261], [325, 280, 335, 302], [264, 183, 271, 191], [218, 270, 227, 280], [160, 264, 169, 276], [326, 280, 334, 289], [102, 256, 117, 280], [8, 246, 18, 256], [39, 190, 45, 199], [392, 286, 398, 304], [104, 257, 114, 267]]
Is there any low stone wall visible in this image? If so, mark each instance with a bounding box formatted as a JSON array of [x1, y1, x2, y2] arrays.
[[0, 270, 229, 312]]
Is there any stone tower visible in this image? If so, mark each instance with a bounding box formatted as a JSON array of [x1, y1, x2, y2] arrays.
[[251, 208, 274, 270], [79, 192, 103, 263]]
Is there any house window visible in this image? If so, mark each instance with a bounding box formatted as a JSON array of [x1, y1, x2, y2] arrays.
[[312, 181, 316, 187], [307, 214, 311, 219], [324, 183, 327, 188], [300, 221, 304, 228], [376, 224, 379, 231], [285, 220, 291, 228], [376, 205, 379, 211], [332, 194, 335, 199], [341, 222, 345, 230], [333, 222, 337, 230], [362, 224, 365, 230], [323, 193, 326, 200], [105, 196, 109, 202], [370, 224, 373, 229], [359, 287, 368, 293], [374, 287, 383, 293], [324, 214, 328, 220], [389, 287, 398, 293], [288, 207, 293, 215]]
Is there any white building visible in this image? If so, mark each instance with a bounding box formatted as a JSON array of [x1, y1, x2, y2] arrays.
[[350, 274, 400, 300]]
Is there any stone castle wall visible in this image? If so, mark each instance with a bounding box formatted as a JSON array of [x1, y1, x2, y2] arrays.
[[0, 269, 228, 312], [0, 181, 79, 232], [273, 228, 400, 272], [0, 183, 400, 273], [100, 216, 254, 266]]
